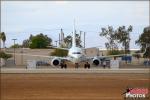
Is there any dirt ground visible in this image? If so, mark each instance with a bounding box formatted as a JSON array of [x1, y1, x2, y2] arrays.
[[1, 73, 150, 100]]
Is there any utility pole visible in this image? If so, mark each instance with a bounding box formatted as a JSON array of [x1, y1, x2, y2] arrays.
[[61, 28, 64, 46], [84, 32, 86, 48], [80, 31, 82, 40], [83, 32, 86, 55], [59, 33, 60, 46], [12, 39, 17, 65], [55, 41, 58, 47], [21, 47, 24, 65], [79, 31, 82, 47]]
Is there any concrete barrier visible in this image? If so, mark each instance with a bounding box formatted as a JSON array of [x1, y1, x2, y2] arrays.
[[110, 60, 119, 69], [26, 60, 36, 69], [0, 58, 5, 67]]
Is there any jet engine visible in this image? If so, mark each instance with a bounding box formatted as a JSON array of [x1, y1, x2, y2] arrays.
[[92, 58, 100, 66], [51, 58, 61, 66]]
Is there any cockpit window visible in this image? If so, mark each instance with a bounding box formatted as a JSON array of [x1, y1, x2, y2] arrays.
[[72, 52, 81, 54]]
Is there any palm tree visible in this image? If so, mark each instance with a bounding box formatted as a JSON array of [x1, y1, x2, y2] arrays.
[[0, 32, 2, 67], [1, 32, 6, 49], [0, 32, 2, 50]]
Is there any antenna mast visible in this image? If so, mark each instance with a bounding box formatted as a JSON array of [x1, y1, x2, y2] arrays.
[[72, 19, 76, 47]]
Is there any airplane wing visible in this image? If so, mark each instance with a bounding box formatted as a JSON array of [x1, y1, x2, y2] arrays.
[[84, 53, 133, 63], [6, 52, 70, 62], [6, 53, 51, 58], [85, 52, 144, 64]]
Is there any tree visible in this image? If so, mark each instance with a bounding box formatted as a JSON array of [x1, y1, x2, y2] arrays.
[[64, 35, 72, 48], [0, 51, 12, 60], [132, 53, 141, 63], [22, 39, 30, 48], [115, 25, 132, 54], [100, 26, 118, 50], [64, 32, 82, 48], [136, 26, 150, 52], [75, 33, 82, 47], [22, 34, 33, 48], [143, 47, 150, 59], [136, 26, 150, 59], [0, 32, 2, 50], [10, 44, 22, 48], [0, 51, 12, 66], [1, 32, 6, 49], [0, 32, 6, 49], [29, 33, 52, 49]]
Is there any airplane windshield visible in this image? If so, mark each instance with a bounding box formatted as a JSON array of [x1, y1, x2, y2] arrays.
[[72, 52, 81, 54]]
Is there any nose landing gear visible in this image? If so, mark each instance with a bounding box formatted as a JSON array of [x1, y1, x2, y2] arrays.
[[75, 63, 79, 68], [84, 62, 90, 69]]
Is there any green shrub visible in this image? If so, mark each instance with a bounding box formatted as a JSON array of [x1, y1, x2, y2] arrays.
[[132, 53, 141, 59], [0, 51, 12, 60], [143, 47, 150, 58], [10, 44, 22, 48], [50, 48, 68, 57], [107, 50, 124, 55]]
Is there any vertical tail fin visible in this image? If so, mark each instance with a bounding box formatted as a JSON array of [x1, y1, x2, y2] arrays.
[[72, 20, 76, 47]]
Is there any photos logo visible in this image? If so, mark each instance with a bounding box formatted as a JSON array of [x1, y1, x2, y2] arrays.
[[123, 88, 149, 99]]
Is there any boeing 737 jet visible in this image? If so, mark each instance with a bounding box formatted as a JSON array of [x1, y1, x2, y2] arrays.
[[49, 22, 113, 67]]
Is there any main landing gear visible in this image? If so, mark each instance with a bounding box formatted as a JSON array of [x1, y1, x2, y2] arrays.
[[60, 61, 67, 69], [84, 62, 90, 69]]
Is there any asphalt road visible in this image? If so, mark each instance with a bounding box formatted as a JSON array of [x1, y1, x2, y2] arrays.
[[1, 73, 149, 100]]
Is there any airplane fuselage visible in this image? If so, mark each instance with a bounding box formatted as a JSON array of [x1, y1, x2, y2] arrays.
[[68, 46, 85, 64]]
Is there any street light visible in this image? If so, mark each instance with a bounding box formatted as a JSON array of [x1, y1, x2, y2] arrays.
[[21, 47, 24, 65], [12, 39, 17, 65]]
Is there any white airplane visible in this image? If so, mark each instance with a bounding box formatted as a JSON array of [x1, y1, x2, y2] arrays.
[[50, 22, 102, 67], [50, 22, 136, 67]]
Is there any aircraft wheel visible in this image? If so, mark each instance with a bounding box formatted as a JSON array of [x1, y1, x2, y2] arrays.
[[84, 64, 87, 69], [75, 63, 79, 68], [61, 66, 63, 69], [64, 64, 67, 69], [88, 64, 90, 69]]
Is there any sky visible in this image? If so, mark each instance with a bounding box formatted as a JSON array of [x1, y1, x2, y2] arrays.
[[1, 1, 149, 49]]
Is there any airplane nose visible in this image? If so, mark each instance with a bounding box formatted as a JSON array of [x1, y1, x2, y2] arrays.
[[73, 55, 81, 62], [74, 55, 81, 59]]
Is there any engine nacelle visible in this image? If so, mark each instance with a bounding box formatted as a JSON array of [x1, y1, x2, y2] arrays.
[[92, 58, 100, 66], [51, 58, 61, 66]]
